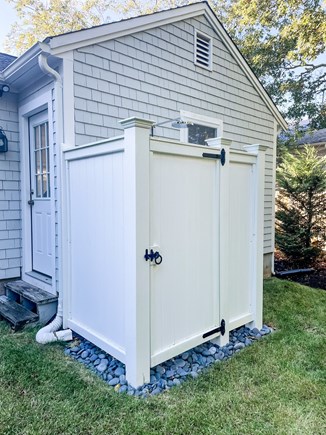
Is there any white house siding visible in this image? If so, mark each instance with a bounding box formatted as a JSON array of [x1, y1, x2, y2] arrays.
[[0, 92, 21, 281], [73, 14, 276, 257]]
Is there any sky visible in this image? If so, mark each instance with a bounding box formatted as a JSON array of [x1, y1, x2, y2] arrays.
[[1, 0, 325, 67], [0, 0, 16, 53]]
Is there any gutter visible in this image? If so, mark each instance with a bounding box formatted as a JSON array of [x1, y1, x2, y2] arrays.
[[0, 41, 72, 343], [2, 42, 50, 81], [35, 52, 72, 344]]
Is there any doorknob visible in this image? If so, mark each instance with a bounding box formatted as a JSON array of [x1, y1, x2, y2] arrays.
[[28, 190, 34, 206]]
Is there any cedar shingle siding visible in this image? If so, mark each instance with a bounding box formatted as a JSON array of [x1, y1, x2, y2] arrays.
[[0, 93, 21, 279], [73, 16, 276, 253]]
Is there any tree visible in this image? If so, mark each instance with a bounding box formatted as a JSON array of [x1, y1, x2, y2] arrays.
[[4, 0, 115, 54], [111, 0, 192, 17], [211, 0, 326, 128], [4, 0, 191, 55], [5, 0, 326, 127], [275, 146, 326, 264]]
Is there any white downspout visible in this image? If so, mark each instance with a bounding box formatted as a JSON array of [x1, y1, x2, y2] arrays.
[[36, 52, 72, 344]]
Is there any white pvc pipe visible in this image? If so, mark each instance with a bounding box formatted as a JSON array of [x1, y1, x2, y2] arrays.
[[36, 311, 72, 344], [36, 52, 72, 345]]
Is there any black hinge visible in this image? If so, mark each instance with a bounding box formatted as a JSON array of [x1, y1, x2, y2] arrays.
[[203, 319, 226, 338], [202, 148, 225, 166]]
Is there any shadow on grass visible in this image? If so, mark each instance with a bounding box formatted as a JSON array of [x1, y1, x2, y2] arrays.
[[0, 278, 325, 434]]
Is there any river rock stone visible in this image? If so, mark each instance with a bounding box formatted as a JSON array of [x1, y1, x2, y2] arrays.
[[65, 325, 273, 397], [108, 377, 119, 386], [175, 358, 186, 368], [97, 362, 108, 373], [114, 366, 125, 376]]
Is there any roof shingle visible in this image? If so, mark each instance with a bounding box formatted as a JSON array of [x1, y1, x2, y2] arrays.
[[297, 128, 326, 145], [0, 52, 17, 72]]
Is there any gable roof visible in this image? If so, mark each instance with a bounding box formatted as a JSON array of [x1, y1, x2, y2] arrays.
[[0, 52, 16, 72], [1, 1, 287, 129], [297, 128, 326, 146]]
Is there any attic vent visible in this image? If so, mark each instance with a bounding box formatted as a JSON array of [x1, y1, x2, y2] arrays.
[[194, 30, 212, 70]]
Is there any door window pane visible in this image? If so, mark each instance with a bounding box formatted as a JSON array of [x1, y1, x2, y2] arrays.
[[33, 121, 50, 198], [187, 124, 217, 145], [36, 175, 42, 197], [35, 150, 41, 175], [40, 123, 46, 147], [34, 126, 40, 149], [41, 148, 47, 174], [42, 174, 48, 198]]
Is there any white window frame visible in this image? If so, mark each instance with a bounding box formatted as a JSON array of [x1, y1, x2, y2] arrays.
[[194, 29, 213, 71], [179, 110, 223, 145]]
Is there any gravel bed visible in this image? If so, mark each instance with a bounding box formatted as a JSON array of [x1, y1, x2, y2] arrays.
[[64, 325, 273, 398]]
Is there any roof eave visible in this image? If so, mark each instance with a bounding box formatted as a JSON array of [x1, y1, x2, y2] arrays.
[[49, 2, 206, 53], [2, 42, 51, 82], [203, 6, 287, 131], [1, 1, 287, 130], [47, 1, 287, 130]]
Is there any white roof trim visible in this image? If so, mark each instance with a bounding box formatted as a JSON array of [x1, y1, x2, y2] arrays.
[[48, 2, 286, 129], [49, 3, 206, 54], [2, 1, 286, 129], [203, 7, 287, 130], [2, 42, 50, 82]]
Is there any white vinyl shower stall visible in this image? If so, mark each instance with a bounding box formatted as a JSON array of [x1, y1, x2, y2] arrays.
[[62, 117, 267, 387]]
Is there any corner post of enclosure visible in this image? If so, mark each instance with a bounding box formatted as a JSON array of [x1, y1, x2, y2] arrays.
[[213, 137, 232, 347], [119, 117, 155, 388], [243, 144, 268, 330]]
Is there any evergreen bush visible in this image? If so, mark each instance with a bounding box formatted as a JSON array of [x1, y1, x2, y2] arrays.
[[276, 145, 326, 264]]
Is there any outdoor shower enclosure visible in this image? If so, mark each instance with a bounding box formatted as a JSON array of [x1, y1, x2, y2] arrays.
[[62, 117, 267, 387]]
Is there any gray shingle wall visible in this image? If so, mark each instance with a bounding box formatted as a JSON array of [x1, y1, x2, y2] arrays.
[[0, 92, 21, 279], [73, 15, 276, 254]]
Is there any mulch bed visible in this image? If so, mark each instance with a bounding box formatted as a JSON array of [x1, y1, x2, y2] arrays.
[[274, 253, 326, 290]]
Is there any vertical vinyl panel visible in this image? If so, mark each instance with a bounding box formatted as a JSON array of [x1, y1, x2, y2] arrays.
[[68, 151, 125, 351], [229, 161, 254, 322], [150, 151, 219, 360]]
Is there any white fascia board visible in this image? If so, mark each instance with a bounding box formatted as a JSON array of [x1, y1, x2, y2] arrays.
[[2, 42, 50, 82], [49, 2, 287, 130], [203, 7, 288, 131], [49, 2, 206, 55], [8, 2, 285, 130]]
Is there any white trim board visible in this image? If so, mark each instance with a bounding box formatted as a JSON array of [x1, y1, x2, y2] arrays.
[[48, 4, 206, 54], [18, 90, 56, 295], [3, 3, 286, 130], [45, 2, 286, 130], [179, 110, 224, 144]]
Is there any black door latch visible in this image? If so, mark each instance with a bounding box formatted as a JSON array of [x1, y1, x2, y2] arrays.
[[203, 319, 226, 338], [144, 249, 163, 265], [202, 148, 226, 166]]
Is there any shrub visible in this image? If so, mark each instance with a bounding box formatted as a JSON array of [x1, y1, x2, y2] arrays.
[[275, 145, 326, 264]]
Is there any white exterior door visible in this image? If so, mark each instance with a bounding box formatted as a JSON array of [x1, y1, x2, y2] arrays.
[[150, 142, 220, 365], [29, 112, 52, 277]]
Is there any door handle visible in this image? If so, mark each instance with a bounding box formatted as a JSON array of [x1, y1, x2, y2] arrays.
[[28, 190, 34, 206], [144, 249, 163, 265]]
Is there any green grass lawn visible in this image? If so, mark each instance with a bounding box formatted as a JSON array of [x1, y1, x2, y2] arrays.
[[0, 278, 325, 435]]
